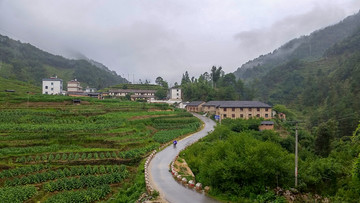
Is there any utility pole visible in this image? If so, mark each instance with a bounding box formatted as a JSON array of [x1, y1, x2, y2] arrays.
[[295, 122, 298, 187]]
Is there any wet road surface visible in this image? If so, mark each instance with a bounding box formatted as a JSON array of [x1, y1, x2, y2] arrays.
[[149, 113, 219, 203]]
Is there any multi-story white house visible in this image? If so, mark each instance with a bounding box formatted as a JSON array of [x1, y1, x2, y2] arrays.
[[42, 77, 63, 95], [67, 79, 83, 92], [169, 87, 182, 101]]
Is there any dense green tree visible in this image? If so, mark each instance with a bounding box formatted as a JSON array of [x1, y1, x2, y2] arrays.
[[314, 120, 338, 157]]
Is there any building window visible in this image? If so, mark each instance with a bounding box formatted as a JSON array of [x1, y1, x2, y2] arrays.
[[232, 108, 235, 111], [51, 88, 54, 91], [232, 114, 235, 118], [265, 114, 268, 118], [177, 93, 179, 96], [257, 108, 260, 111], [45, 86, 48, 89], [249, 108, 252, 111], [45, 92, 48, 94], [223, 108, 227, 111], [177, 89, 179, 92], [51, 82, 54, 85], [223, 114, 227, 118], [240, 108, 243, 111], [256, 114, 260, 117], [248, 114, 252, 117], [265, 108, 268, 112], [240, 114, 243, 118]]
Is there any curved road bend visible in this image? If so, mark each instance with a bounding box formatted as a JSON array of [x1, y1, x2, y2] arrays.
[[149, 113, 219, 203]]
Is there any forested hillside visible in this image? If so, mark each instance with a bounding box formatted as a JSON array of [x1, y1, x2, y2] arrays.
[[180, 12, 360, 202], [234, 11, 360, 81], [0, 34, 127, 89], [252, 28, 360, 138]]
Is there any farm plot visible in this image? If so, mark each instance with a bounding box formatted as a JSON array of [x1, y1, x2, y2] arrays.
[[0, 97, 200, 202]]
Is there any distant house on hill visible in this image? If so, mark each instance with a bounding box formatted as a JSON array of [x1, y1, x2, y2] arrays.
[[108, 89, 156, 101], [277, 112, 286, 120], [42, 77, 63, 95], [201, 100, 272, 120], [186, 101, 205, 112]]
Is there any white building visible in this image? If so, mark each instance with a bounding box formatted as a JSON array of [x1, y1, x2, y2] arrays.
[[42, 77, 63, 95], [67, 79, 83, 92], [169, 87, 182, 101], [85, 86, 96, 93]]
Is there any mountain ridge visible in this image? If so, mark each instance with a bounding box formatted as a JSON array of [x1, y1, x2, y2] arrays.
[[0, 34, 127, 89], [234, 10, 360, 81]]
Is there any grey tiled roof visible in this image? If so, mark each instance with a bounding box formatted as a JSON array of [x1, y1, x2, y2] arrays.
[[261, 121, 274, 125], [202, 101, 224, 107], [187, 101, 205, 106], [204, 101, 271, 108]]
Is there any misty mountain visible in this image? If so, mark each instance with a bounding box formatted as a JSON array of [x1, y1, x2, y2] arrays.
[[234, 11, 360, 81], [0, 34, 127, 89], [246, 22, 360, 138]]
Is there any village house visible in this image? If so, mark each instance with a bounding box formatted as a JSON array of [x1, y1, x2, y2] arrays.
[[42, 77, 63, 95], [277, 112, 286, 120], [85, 86, 97, 93], [67, 79, 83, 92], [108, 89, 156, 101], [200, 101, 272, 120], [216, 101, 272, 120], [186, 101, 205, 112], [168, 87, 182, 101]]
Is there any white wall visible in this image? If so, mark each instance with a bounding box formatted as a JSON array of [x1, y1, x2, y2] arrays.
[[42, 80, 63, 95], [170, 88, 181, 100]]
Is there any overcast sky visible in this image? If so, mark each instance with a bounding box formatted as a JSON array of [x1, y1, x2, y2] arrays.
[[0, 0, 359, 84]]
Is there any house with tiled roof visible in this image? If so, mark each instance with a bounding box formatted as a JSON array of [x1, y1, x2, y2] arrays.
[[217, 101, 271, 120], [202, 100, 272, 120], [186, 101, 205, 112]]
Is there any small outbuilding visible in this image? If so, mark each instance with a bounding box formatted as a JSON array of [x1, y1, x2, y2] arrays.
[[259, 121, 274, 131], [72, 99, 81, 104]]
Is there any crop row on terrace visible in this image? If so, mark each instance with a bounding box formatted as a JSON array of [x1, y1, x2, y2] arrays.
[[12, 144, 160, 163], [0, 96, 201, 202]]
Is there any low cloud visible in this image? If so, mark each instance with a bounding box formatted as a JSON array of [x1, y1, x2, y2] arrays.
[[234, 4, 353, 60]]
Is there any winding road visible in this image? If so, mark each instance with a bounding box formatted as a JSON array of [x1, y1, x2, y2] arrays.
[[149, 113, 219, 203]]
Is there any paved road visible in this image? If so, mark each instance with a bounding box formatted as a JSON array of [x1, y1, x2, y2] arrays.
[[149, 113, 219, 203]]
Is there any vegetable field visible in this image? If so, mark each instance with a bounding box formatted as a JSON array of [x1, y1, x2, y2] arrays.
[[0, 95, 201, 202]]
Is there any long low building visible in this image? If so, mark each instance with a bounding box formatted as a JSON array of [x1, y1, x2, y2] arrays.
[[202, 100, 272, 120], [108, 89, 156, 101]]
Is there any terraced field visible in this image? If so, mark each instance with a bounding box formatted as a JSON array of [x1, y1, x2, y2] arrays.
[[0, 96, 201, 202]]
